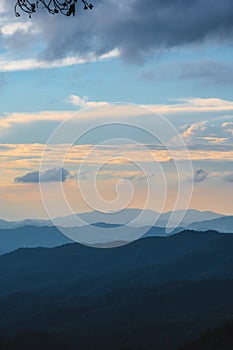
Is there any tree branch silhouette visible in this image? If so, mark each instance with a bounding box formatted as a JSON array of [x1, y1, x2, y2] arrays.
[[15, 0, 93, 18]]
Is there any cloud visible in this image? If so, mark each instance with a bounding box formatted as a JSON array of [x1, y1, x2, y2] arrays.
[[153, 98, 233, 114], [182, 122, 207, 142], [65, 95, 108, 108], [0, 144, 14, 151], [142, 61, 233, 86], [33, 0, 233, 62], [2, 1, 233, 64], [125, 173, 156, 182], [14, 167, 70, 183], [193, 169, 208, 183], [222, 122, 233, 136], [178, 61, 233, 85], [2, 98, 233, 133], [223, 173, 233, 182], [1, 142, 233, 185], [0, 49, 119, 72], [1, 97, 233, 146], [0, 0, 6, 13], [1, 22, 36, 36], [180, 118, 233, 146]]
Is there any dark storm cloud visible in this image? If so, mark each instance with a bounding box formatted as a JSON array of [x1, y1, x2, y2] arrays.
[[193, 169, 208, 183], [14, 167, 70, 183], [29, 0, 233, 61]]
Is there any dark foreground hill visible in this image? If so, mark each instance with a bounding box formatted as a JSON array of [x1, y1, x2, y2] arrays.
[[179, 320, 233, 350], [0, 231, 233, 349]]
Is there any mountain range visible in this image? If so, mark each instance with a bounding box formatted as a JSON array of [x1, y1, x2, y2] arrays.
[[0, 226, 73, 255], [189, 215, 233, 233], [0, 224, 183, 254], [0, 208, 232, 253], [0, 209, 224, 229], [0, 231, 233, 349]]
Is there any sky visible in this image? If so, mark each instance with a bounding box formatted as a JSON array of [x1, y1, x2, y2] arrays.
[[0, 0, 233, 220]]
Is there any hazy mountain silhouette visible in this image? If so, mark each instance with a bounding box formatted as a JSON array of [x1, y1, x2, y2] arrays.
[[0, 218, 52, 230], [53, 209, 223, 227], [0, 224, 176, 254], [189, 215, 233, 233], [0, 226, 72, 255], [0, 208, 226, 253], [0, 224, 217, 254], [0, 209, 223, 230]]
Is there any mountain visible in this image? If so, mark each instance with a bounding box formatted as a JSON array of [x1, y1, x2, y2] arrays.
[[0, 209, 223, 231], [0, 224, 180, 254], [0, 218, 230, 254], [142, 225, 184, 238], [0, 333, 71, 350], [179, 320, 233, 350], [1, 230, 231, 297], [0, 218, 52, 230], [160, 209, 223, 226], [53, 208, 223, 227], [53, 208, 158, 227], [189, 215, 233, 233], [0, 226, 72, 255], [0, 231, 233, 349], [0, 224, 181, 254], [0, 223, 215, 254]]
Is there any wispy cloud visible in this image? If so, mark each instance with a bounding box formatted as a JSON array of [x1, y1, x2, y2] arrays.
[[222, 122, 233, 136], [0, 49, 119, 72], [65, 96, 233, 114], [65, 95, 108, 108], [2, 97, 233, 133], [1, 22, 37, 36], [0, 111, 73, 131], [150, 98, 233, 114], [1, 142, 233, 182], [142, 60, 233, 86], [0, 0, 6, 13]]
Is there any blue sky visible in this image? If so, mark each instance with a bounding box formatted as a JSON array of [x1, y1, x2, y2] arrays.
[[0, 0, 233, 219]]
